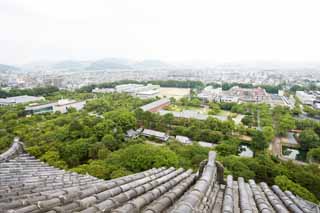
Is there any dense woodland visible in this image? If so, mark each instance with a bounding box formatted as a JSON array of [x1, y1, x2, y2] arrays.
[[0, 86, 320, 203]]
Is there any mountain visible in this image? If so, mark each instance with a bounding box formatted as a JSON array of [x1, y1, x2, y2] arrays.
[[86, 58, 133, 70], [0, 64, 20, 73], [51, 60, 90, 70], [133, 60, 170, 69]]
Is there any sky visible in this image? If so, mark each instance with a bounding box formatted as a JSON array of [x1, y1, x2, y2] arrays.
[[1, 0, 320, 65]]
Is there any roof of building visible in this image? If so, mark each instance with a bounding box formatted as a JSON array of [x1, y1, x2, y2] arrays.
[[140, 98, 170, 112], [175, 135, 192, 144], [1, 140, 319, 213], [0, 95, 44, 105], [198, 141, 215, 148], [142, 129, 169, 140]]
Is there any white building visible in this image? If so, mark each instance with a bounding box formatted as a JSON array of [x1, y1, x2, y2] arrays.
[[136, 90, 159, 99], [175, 135, 192, 145], [53, 99, 86, 113], [25, 99, 86, 114], [296, 91, 315, 105], [218, 95, 239, 103], [0, 95, 45, 106], [198, 86, 222, 102], [198, 141, 215, 148], [141, 129, 169, 141], [92, 88, 115, 93]]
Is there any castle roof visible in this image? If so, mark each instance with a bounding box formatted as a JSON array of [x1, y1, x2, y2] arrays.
[[0, 140, 319, 213]]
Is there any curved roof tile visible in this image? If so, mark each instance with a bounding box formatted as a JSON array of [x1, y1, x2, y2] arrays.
[[0, 140, 319, 213]]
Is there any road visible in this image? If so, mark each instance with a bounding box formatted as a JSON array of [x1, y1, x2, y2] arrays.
[[270, 137, 309, 166]]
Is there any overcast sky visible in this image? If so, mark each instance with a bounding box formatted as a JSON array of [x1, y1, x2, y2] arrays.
[[1, 0, 320, 65]]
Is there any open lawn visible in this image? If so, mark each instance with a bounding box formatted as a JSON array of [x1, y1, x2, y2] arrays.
[[165, 104, 209, 114], [158, 87, 190, 100]]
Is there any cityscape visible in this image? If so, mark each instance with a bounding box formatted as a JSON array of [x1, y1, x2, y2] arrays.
[[1, 0, 320, 212]]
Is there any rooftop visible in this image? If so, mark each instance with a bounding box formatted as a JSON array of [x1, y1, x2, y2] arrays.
[[140, 98, 170, 112], [0, 95, 44, 105], [0, 140, 319, 213]]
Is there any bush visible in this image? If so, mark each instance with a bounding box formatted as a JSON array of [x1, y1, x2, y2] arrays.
[[275, 175, 319, 203], [106, 144, 179, 173]]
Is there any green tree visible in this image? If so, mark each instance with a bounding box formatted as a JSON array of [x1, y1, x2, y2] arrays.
[[214, 140, 240, 157], [277, 114, 295, 136], [275, 175, 318, 203], [251, 130, 268, 154], [299, 129, 320, 151], [102, 134, 119, 151], [107, 144, 179, 172], [307, 147, 320, 163], [262, 126, 275, 142], [40, 151, 68, 169]]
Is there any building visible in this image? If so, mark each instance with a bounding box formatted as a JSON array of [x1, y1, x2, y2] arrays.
[[93, 83, 160, 99], [1, 140, 318, 212], [159, 110, 208, 120], [0, 95, 45, 106], [115, 83, 160, 97], [296, 91, 315, 105], [175, 135, 192, 144], [217, 86, 269, 103], [125, 128, 143, 139], [197, 86, 222, 102], [314, 101, 320, 110], [92, 88, 115, 93], [25, 99, 86, 114], [198, 141, 215, 148], [218, 95, 239, 103], [140, 98, 170, 112], [136, 90, 159, 99], [141, 128, 169, 141]]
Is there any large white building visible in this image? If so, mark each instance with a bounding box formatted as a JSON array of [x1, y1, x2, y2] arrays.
[[296, 91, 315, 105], [25, 99, 86, 114], [0, 95, 45, 106], [197, 86, 222, 102], [93, 83, 160, 99]]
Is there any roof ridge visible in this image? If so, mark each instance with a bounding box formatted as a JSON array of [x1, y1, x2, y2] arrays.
[[0, 137, 25, 162]]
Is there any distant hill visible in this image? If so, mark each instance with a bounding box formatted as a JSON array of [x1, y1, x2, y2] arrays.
[[51, 60, 89, 70], [133, 60, 170, 69], [21, 58, 173, 72], [86, 58, 133, 70], [0, 64, 20, 73]]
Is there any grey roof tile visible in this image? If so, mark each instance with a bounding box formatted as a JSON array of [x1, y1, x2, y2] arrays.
[[1, 140, 319, 213]]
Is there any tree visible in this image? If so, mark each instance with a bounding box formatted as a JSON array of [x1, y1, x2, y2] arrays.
[[40, 151, 68, 169], [214, 140, 240, 157], [275, 175, 318, 203], [299, 129, 320, 151], [251, 130, 268, 154], [106, 144, 179, 172], [262, 126, 275, 143], [307, 148, 320, 163], [304, 106, 319, 117], [208, 103, 221, 115], [222, 156, 256, 180], [104, 110, 136, 131], [101, 134, 119, 151], [71, 160, 111, 179], [277, 114, 295, 136]]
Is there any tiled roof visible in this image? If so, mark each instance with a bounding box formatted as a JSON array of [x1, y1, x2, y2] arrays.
[[140, 99, 170, 112], [1, 140, 319, 213]]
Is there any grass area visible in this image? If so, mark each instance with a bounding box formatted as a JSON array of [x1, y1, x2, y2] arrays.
[[216, 110, 238, 118], [165, 105, 208, 113]]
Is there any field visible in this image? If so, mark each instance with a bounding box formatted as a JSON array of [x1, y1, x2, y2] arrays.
[[158, 87, 190, 100], [165, 104, 209, 113]]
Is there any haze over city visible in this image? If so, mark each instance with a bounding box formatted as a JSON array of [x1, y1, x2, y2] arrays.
[[1, 0, 320, 65], [2, 0, 320, 212]]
